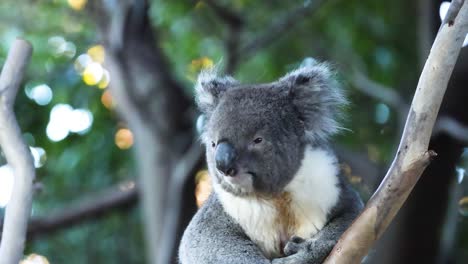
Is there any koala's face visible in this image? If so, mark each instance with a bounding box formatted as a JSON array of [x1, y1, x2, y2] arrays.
[[205, 88, 305, 196], [195, 62, 346, 197]]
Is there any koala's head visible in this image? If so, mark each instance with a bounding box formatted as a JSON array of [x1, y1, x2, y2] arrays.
[[195, 62, 346, 197]]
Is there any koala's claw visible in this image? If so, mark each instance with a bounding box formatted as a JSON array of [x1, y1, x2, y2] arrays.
[[283, 236, 307, 256]]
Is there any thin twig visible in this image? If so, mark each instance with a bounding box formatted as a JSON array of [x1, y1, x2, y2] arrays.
[[350, 69, 409, 112], [30, 181, 137, 238], [202, 0, 244, 29], [239, 0, 325, 59], [434, 115, 468, 144], [0, 38, 34, 264], [349, 68, 409, 127]]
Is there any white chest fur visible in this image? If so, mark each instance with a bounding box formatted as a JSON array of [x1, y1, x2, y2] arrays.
[[215, 147, 341, 258]]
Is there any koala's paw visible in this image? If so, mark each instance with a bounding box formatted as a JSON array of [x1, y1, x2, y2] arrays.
[[273, 236, 336, 264], [283, 235, 307, 256]]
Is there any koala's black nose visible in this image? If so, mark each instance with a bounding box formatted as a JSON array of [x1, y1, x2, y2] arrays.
[[215, 142, 237, 177]]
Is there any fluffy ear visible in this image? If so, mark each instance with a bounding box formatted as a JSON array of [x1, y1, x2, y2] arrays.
[[195, 68, 238, 115], [278, 61, 347, 142]]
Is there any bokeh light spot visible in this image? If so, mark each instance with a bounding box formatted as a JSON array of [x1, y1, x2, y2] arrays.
[[46, 104, 94, 142], [187, 56, 214, 81], [67, 0, 87, 11], [48, 36, 66, 57], [459, 196, 468, 216], [439, 1, 450, 21], [101, 90, 115, 109], [30, 147, 47, 168], [98, 69, 110, 89], [68, 109, 93, 134], [87, 45, 105, 63], [195, 170, 212, 207], [115, 129, 134, 149], [440, 1, 468, 47], [375, 103, 390, 124], [48, 36, 76, 58], [46, 121, 69, 142], [60, 41, 77, 59], [191, 57, 213, 70], [20, 254, 50, 264], [27, 84, 53, 106], [74, 54, 92, 74], [82, 62, 104, 86]]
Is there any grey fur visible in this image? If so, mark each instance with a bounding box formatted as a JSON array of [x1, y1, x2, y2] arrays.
[[180, 61, 363, 263], [179, 194, 271, 264]]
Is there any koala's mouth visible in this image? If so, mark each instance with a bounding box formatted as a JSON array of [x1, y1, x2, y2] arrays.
[[215, 171, 255, 196]]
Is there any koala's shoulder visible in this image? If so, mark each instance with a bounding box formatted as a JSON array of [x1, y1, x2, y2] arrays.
[[180, 194, 245, 244], [188, 194, 230, 229], [179, 194, 251, 263]]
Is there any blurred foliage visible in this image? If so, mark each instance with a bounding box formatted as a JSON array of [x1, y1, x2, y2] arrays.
[[0, 0, 466, 263], [0, 0, 139, 262]]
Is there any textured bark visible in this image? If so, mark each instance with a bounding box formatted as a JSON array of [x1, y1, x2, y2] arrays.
[[324, 1, 468, 263], [89, 1, 198, 263], [377, 0, 468, 262]]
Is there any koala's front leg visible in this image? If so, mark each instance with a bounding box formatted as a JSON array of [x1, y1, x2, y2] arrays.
[[272, 202, 362, 264], [271, 235, 335, 264]]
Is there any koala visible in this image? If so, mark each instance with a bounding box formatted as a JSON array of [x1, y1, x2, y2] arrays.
[[179, 60, 364, 264]]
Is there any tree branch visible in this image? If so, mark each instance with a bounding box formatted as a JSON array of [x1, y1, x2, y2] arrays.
[[202, 0, 244, 29], [0, 39, 34, 264], [324, 1, 468, 263], [0, 181, 138, 240], [240, 0, 325, 58], [29, 181, 138, 238], [350, 69, 409, 113], [193, 0, 244, 74], [434, 115, 468, 145], [348, 68, 409, 129], [224, 0, 326, 72]]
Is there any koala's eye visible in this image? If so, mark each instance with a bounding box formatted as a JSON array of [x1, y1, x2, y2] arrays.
[[211, 141, 216, 148], [253, 137, 263, 144]]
